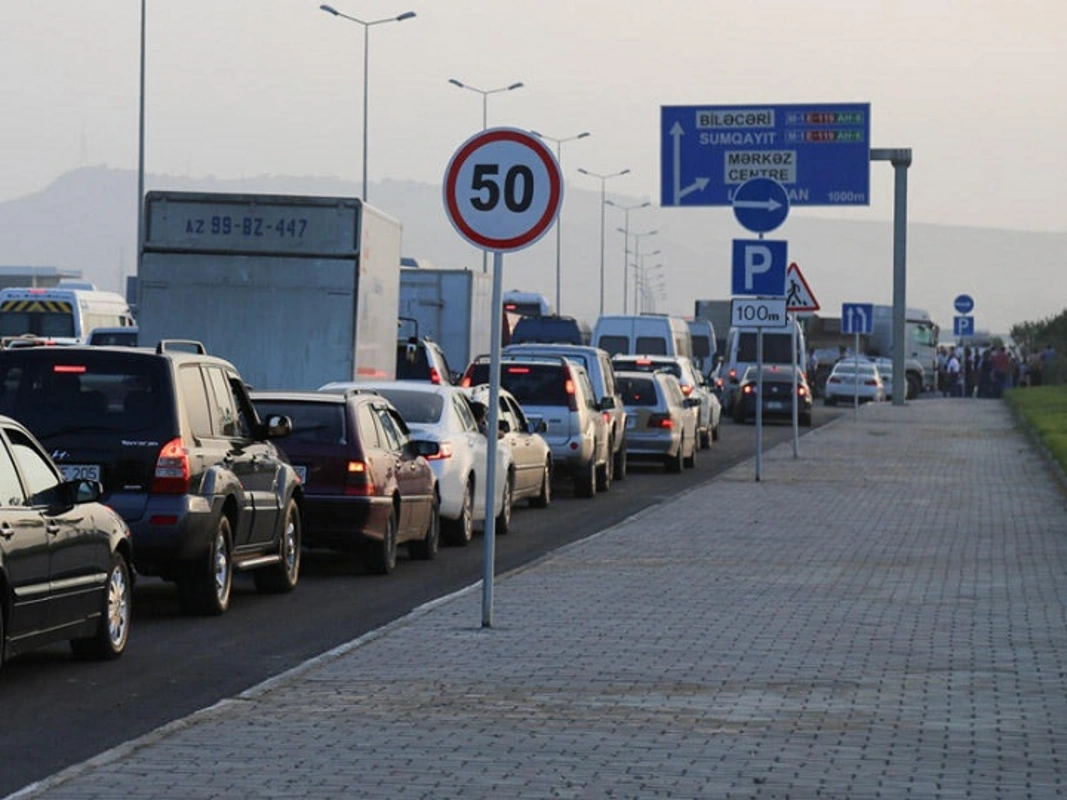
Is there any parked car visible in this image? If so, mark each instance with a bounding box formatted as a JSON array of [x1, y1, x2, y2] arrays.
[[461, 355, 611, 498], [468, 384, 552, 509], [0, 415, 133, 666], [395, 336, 456, 385], [323, 381, 512, 546], [824, 359, 887, 405], [0, 341, 304, 616], [611, 354, 720, 448], [732, 365, 813, 426], [250, 389, 439, 574], [509, 314, 591, 345], [615, 370, 699, 473], [499, 342, 628, 480]]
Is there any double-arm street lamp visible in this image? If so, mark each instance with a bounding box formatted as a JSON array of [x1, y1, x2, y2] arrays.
[[577, 167, 630, 316], [320, 5, 416, 202], [448, 78, 525, 273], [531, 130, 591, 314], [606, 199, 650, 315]]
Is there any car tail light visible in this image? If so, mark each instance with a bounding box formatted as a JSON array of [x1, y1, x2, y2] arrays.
[[428, 367, 442, 385], [647, 413, 673, 429], [563, 368, 578, 412], [506, 366, 531, 374], [680, 384, 693, 396], [742, 384, 755, 395], [864, 379, 878, 386], [344, 460, 375, 496], [797, 385, 808, 397], [828, 376, 842, 384], [459, 374, 472, 388], [601, 411, 611, 424], [53, 364, 87, 374], [152, 437, 190, 494], [635, 358, 653, 366], [422, 442, 453, 460]]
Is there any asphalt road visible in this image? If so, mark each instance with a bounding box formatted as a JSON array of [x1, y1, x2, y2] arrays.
[[0, 406, 844, 796]]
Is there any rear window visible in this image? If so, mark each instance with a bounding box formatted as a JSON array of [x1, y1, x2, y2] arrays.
[[597, 335, 629, 356], [497, 364, 569, 406], [0, 352, 168, 437], [511, 317, 586, 345], [253, 399, 345, 445], [395, 343, 432, 381], [635, 336, 668, 355], [691, 335, 712, 359], [736, 332, 795, 364], [614, 359, 682, 379], [616, 375, 658, 407], [371, 388, 444, 425]]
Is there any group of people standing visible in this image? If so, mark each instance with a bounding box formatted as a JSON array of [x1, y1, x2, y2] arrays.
[[938, 343, 1058, 398]]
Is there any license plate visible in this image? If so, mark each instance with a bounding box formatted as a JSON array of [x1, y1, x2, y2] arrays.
[[766, 401, 785, 411], [294, 465, 308, 484], [58, 464, 100, 482], [626, 415, 637, 429]]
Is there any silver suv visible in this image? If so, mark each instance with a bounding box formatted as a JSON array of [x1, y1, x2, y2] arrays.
[[462, 354, 611, 498], [502, 343, 627, 480]]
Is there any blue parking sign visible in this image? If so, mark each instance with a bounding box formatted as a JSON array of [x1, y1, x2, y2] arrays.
[[731, 239, 787, 296], [954, 316, 974, 337]]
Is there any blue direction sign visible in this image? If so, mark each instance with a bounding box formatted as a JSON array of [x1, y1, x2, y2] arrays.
[[954, 294, 975, 315], [660, 103, 871, 207], [841, 303, 874, 335], [732, 177, 790, 233], [954, 315, 975, 337], [732, 239, 787, 296]]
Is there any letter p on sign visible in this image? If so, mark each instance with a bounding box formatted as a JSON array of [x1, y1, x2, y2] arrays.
[[731, 239, 788, 297]]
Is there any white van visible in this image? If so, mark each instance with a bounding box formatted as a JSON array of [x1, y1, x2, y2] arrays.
[[718, 319, 807, 411], [592, 314, 693, 359]]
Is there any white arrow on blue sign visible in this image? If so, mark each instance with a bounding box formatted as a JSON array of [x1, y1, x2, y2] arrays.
[[954, 294, 974, 315], [732, 177, 790, 234], [841, 302, 874, 335], [731, 239, 787, 296]]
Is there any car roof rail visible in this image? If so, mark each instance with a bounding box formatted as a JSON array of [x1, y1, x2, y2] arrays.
[[156, 339, 207, 355]]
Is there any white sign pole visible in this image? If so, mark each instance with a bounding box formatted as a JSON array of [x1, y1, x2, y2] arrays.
[[791, 312, 799, 458], [854, 330, 860, 421], [755, 329, 764, 481], [481, 250, 504, 627]]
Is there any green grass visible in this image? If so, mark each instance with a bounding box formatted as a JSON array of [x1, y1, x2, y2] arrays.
[[1005, 386, 1067, 472]]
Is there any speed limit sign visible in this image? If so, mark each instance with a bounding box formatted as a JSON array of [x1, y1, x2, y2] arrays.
[[443, 127, 563, 253]]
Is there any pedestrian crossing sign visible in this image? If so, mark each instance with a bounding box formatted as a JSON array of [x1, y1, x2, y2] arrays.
[[784, 262, 819, 313]]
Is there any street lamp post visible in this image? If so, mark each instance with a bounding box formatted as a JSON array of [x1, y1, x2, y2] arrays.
[[636, 249, 661, 313], [136, 0, 146, 288], [577, 167, 630, 316], [448, 78, 525, 273], [606, 200, 650, 315], [320, 5, 416, 202], [531, 130, 591, 314]]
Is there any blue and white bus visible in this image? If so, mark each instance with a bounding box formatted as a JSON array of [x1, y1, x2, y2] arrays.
[[0, 283, 136, 345]]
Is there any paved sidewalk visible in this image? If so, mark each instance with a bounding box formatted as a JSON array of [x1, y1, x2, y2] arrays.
[[13, 399, 1067, 799]]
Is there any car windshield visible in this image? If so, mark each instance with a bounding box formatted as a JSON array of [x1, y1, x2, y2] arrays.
[[616, 375, 658, 407], [371, 388, 443, 424]]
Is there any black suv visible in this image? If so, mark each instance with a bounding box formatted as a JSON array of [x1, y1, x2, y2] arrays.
[[0, 341, 304, 615]]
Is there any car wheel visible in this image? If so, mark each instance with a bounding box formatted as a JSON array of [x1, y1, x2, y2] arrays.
[[365, 506, 398, 575], [906, 374, 921, 400], [712, 421, 721, 442], [444, 478, 474, 546], [665, 439, 684, 473], [613, 437, 628, 481], [409, 491, 440, 560], [254, 498, 302, 593], [700, 426, 711, 450], [530, 460, 552, 508], [495, 474, 513, 535], [801, 413, 813, 427], [824, 396, 836, 407], [575, 458, 597, 499], [179, 516, 233, 616], [684, 437, 697, 469], [71, 552, 131, 660], [596, 441, 613, 492]]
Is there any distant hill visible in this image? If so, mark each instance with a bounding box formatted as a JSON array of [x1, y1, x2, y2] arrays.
[[1, 165, 1064, 336]]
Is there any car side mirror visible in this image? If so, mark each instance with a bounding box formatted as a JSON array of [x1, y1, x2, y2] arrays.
[[265, 414, 293, 439], [498, 419, 511, 434], [599, 396, 616, 411], [684, 397, 701, 408], [531, 418, 548, 434], [411, 439, 440, 458]]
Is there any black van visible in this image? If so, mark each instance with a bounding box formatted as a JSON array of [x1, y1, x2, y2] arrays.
[[510, 315, 591, 345]]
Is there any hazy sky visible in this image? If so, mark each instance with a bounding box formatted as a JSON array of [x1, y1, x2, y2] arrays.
[[3, 0, 1065, 234]]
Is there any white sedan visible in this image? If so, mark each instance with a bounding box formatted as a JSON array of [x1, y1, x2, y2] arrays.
[[823, 360, 887, 405], [321, 381, 513, 546]]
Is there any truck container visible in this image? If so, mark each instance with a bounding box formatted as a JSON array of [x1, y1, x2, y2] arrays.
[[137, 191, 401, 390], [867, 305, 940, 397], [398, 267, 493, 374]]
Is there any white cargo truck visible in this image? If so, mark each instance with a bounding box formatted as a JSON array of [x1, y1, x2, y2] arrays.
[[867, 305, 940, 397], [398, 266, 493, 374], [138, 191, 401, 390]]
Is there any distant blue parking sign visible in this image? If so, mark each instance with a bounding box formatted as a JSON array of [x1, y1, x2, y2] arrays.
[[661, 103, 871, 207]]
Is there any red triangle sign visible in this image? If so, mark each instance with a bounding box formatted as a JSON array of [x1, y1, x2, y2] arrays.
[[785, 262, 819, 312]]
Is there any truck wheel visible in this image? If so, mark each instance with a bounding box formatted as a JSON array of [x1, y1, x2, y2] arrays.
[[179, 516, 233, 616], [254, 498, 301, 593], [906, 374, 921, 400]]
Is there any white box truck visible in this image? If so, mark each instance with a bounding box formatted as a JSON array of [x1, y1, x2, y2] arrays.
[[398, 266, 493, 375], [137, 191, 401, 390]]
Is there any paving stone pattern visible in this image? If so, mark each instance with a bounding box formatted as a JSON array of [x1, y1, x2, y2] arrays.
[[15, 399, 1067, 799]]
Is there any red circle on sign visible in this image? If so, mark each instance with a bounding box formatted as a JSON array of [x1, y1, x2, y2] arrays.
[[443, 128, 563, 252]]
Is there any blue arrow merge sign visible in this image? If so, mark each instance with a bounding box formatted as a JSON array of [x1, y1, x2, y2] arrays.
[[660, 103, 871, 207], [841, 303, 874, 335]]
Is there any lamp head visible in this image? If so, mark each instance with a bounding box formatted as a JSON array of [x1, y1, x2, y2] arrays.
[[396, 11, 416, 21], [320, 4, 339, 15], [507, 82, 524, 91], [448, 78, 465, 88]]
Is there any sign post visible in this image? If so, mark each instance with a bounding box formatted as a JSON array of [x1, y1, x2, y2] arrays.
[[443, 127, 562, 628], [732, 297, 788, 481], [841, 303, 875, 420], [784, 262, 819, 459]]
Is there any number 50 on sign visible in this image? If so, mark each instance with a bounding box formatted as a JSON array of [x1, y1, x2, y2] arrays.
[[443, 127, 563, 253]]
